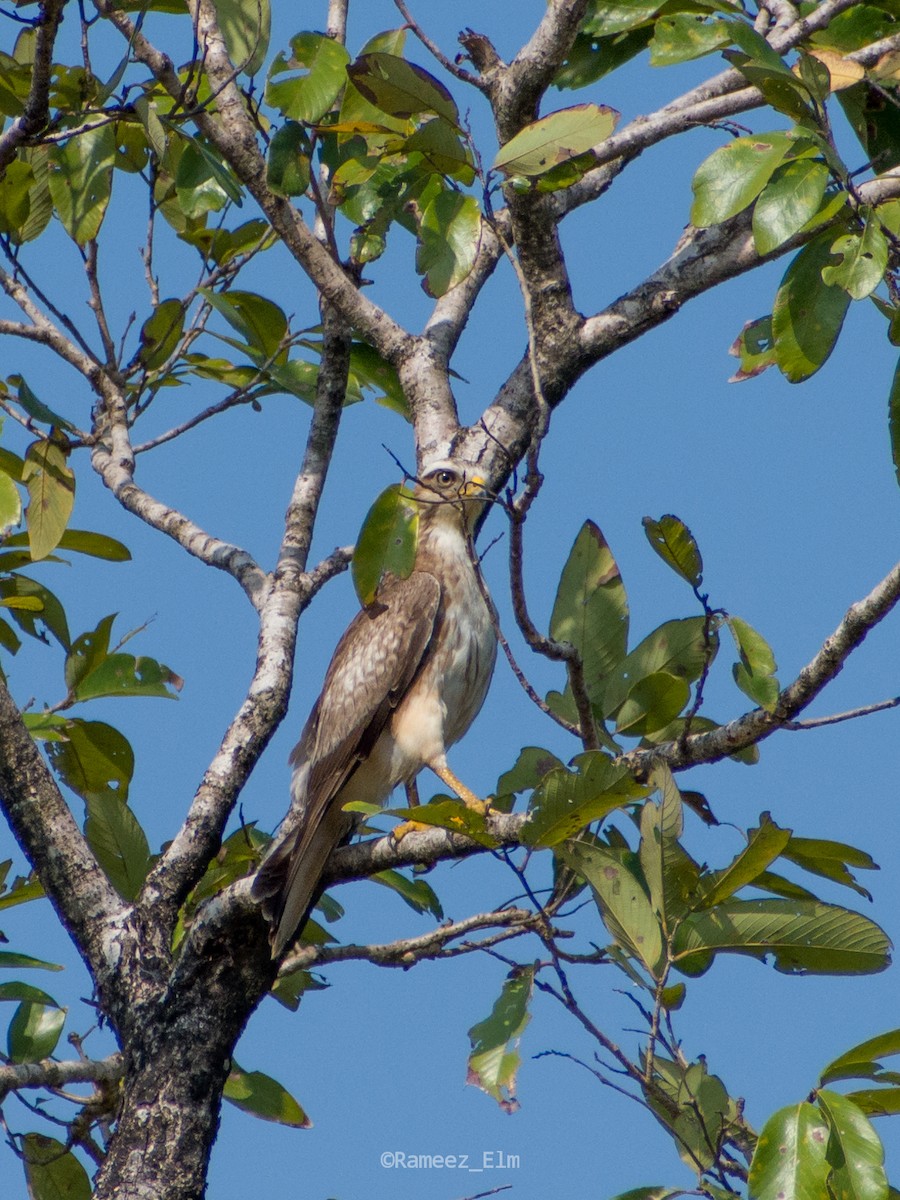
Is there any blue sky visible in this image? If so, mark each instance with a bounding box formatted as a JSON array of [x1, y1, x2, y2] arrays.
[[2, 3, 900, 1198]]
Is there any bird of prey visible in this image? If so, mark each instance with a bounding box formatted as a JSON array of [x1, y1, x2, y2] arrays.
[[252, 460, 497, 957]]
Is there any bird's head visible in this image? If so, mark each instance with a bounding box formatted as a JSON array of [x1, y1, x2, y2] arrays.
[[411, 460, 491, 532]]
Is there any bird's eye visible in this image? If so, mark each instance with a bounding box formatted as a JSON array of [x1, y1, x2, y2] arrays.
[[435, 470, 455, 486]]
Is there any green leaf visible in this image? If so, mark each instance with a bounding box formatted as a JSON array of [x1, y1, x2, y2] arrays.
[[642, 514, 703, 587], [729, 314, 777, 382], [672, 899, 891, 977], [839, 79, 900, 173], [73, 653, 183, 702], [202, 288, 289, 361], [0, 870, 44, 910], [649, 13, 730, 66], [404, 117, 475, 183], [466, 965, 534, 1113], [846, 1088, 900, 1118], [137, 299, 186, 370], [748, 1103, 830, 1200], [0, 950, 62, 972], [3, 527, 129, 562], [8, 373, 77, 432], [19, 145, 52, 245], [492, 103, 619, 177], [0, 468, 21, 536], [559, 840, 664, 977], [602, 617, 715, 718], [48, 124, 116, 243], [7, 999, 65, 1062], [0, 157, 33, 236], [550, 521, 629, 703], [22, 1135, 91, 1200], [583, 0, 662, 36], [64, 612, 116, 693], [84, 793, 152, 900], [555, 27, 654, 90], [639, 764, 700, 930], [266, 121, 311, 197], [614, 670, 691, 735], [174, 139, 232, 217], [416, 189, 480, 297], [269, 966, 328, 1010], [691, 132, 796, 226], [224, 1062, 311, 1127], [22, 440, 75, 561], [817, 1089, 889, 1200], [216, 0, 270, 76], [347, 52, 458, 124], [371, 869, 443, 917], [385, 799, 497, 847], [772, 234, 852, 382], [266, 33, 350, 123], [822, 1030, 900, 1087], [648, 1055, 737, 1172], [752, 159, 830, 255], [495, 746, 565, 800], [523, 750, 648, 847], [0, 981, 59, 1006], [725, 55, 817, 124], [782, 835, 879, 901], [47, 718, 134, 804], [0, 575, 69, 648], [351, 483, 418, 605], [822, 210, 889, 300], [0, 445, 25, 482], [728, 615, 779, 712], [694, 814, 792, 908]]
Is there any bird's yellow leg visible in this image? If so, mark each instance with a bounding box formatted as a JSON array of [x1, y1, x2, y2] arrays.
[[432, 764, 490, 815], [392, 778, 429, 841]]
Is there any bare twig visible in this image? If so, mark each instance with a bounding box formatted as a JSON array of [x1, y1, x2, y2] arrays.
[[393, 0, 486, 89], [280, 907, 540, 972], [782, 696, 900, 730]]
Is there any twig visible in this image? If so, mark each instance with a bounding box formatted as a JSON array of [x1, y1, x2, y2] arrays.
[[280, 907, 540, 973], [393, 0, 486, 89], [782, 696, 900, 730], [84, 240, 118, 366]]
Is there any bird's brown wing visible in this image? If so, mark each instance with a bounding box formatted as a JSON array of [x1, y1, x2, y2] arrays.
[[252, 571, 441, 954]]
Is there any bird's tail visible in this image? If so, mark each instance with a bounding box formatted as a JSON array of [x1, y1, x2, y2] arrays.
[[251, 773, 354, 957]]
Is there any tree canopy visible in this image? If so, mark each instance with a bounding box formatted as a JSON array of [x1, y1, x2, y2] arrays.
[[1, 1, 900, 1198]]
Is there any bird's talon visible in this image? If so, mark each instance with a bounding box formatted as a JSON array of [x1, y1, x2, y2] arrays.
[[392, 819, 430, 842], [464, 797, 491, 816]]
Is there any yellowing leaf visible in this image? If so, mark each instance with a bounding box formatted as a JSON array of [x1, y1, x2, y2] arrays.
[[467, 966, 534, 1113], [805, 48, 865, 91], [22, 440, 75, 561], [492, 103, 619, 177]]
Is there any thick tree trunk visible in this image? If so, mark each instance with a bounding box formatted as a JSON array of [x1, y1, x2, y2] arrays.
[[94, 902, 275, 1200]]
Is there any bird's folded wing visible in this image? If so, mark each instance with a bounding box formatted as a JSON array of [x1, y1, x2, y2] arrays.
[[252, 571, 441, 951]]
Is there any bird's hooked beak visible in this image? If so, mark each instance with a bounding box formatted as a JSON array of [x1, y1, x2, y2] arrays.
[[461, 474, 489, 499]]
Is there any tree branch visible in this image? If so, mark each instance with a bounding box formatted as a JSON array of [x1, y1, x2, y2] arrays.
[[628, 556, 900, 771], [89, 375, 268, 606], [140, 294, 352, 920], [0, 0, 66, 175], [0, 679, 128, 990], [281, 907, 541, 971], [0, 1053, 124, 1104], [93, 0, 413, 368]]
